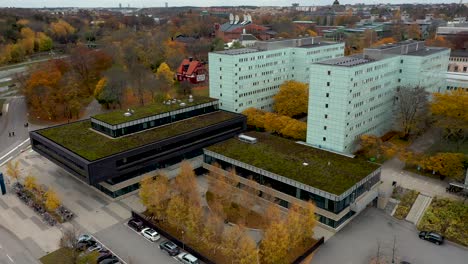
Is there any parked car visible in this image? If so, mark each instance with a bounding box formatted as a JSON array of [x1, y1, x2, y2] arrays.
[[77, 240, 97, 251], [99, 256, 121, 264], [419, 231, 444, 245], [141, 227, 160, 242], [127, 218, 145, 232], [176, 252, 199, 264], [97, 252, 113, 262], [159, 240, 181, 256], [87, 243, 103, 252], [400, 261, 411, 264], [77, 234, 93, 243]]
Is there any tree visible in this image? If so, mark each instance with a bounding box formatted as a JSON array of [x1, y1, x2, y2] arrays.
[[5, 160, 21, 183], [424, 153, 466, 181], [431, 89, 468, 144], [307, 30, 318, 37], [166, 195, 188, 232], [44, 188, 61, 211], [173, 160, 200, 205], [201, 213, 224, 253], [394, 86, 429, 140], [155, 62, 175, 96], [242, 107, 266, 129], [185, 203, 203, 241], [237, 232, 259, 264], [139, 174, 170, 221], [273, 80, 308, 117], [221, 225, 243, 260], [264, 113, 290, 134], [280, 119, 307, 141], [260, 221, 290, 264], [59, 227, 80, 263], [371, 37, 396, 47], [406, 24, 421, 40], [425, 36, 452, 48], [35, 32, 53, 51], [50, 19, 75, 42], [264, 204, 282, 227], [24, 175, 38, 192]]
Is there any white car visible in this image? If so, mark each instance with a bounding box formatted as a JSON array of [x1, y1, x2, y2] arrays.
[[141, 228, 160, 242], [176, 252, 199, 264]]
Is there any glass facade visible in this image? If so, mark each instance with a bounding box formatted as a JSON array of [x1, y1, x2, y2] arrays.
[[91, 103, 219, 138], [204, 153, 380, 228]]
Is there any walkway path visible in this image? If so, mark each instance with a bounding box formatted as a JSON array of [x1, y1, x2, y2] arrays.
[[405, 194, 432, 224]]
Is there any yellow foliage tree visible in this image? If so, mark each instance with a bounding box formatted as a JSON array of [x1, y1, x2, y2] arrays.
[[264, 113, 290, 134], [424, 153, 466, 181], [44, 189, 61, 211], [431, 89, 468, 142], [260, 221, 290, 264], [406, 24, 421, 40], [242, 107, 266, 128], [94, 77, 108, 98], [307, 30, 318, 37], [5, 160, 21, 183], [19, 28, 35, 54], [0, 45, 13, 65], [50, 19, 75, 38], [35, 32, 53, 52], [139, 174, 170, 221], [371, 37, 396, 47], [280, 119, 307, 140], [155, 62, 175, 95], [166, 195, 188, 232], [273, 80, 308, 117], [24, 175, 38, 192]]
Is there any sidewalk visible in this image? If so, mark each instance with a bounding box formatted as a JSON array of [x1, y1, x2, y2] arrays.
[[0, 149, 145, 258]]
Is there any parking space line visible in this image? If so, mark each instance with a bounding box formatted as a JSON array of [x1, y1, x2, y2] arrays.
[[6, 254, 13, 262], [90, 235, 128, 264]]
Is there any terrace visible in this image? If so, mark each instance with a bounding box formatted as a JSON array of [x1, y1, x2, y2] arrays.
[[206, 132, 380, 195], [38, 111, 239, 161]]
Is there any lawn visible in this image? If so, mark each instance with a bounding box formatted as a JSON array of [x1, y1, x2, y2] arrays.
[[38, 111, 239, 161], [206, 132, 380, 195], [418, 198, 468, 246], [40, 247, 75, 264], [392, 188, 419, 220], [92, 96, 216, 125], [206, 191, 268, 229]]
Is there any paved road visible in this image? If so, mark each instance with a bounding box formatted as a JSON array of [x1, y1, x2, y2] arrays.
[[94, 220, 179, 264], [0, 225, 39, 264], [0, 97, 31, 162], [313, 207, 468, 264]]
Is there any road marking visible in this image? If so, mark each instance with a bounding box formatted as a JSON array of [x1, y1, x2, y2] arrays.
[[0, 138, 30, 166], [6, 254, 13, 262]]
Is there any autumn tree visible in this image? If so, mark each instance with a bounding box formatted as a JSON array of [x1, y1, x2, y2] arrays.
[[273, 80, 308, 117], [260, 221, 290, 264], [242, 107, 266, 129], [44, 188, 61, 211], [24, 175, 38, 192], [173, 160, 200, 206], [394, 86, 429, 140], [280, 119, 307, 141], [201, 213, 224, 253], [431, 89, 468, 145], [264, 113, 291, 135], [5, 160, 21, 183], [406, 24, 422, 40], [371, 37, 396, 47], [139, 174, 170, 221], [237, 232, 260, 264], [166, 194, 188, 232], [35, 32, 53, 51], [425, 36, 452, 48], [424, 153, 467, 181], [50, 19, 75, 43], [155, 62, 175, 96], [359, 135, 399, 160]]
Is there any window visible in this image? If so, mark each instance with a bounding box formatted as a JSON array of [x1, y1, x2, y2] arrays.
[[219, 93, 222, 97], [325, 103, 328, 108], [328, 70, 331, 75], [464, 67, 467, 72], [327, 82, 330, 86], [323, 137, 326, 141], [400, 59, 404, 64], [398, 79, 401, 83], [324, 114, 328, 119], [399, 69, 402, 73], [220, 76, 222, 80], [220, 67, 222, 71], [324, 126, 327, 130], [219, 58, 222, 62], [326, 93, 329, 98]]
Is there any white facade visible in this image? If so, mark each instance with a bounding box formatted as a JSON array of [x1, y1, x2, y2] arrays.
[[307, 41, 450, 154], [209, 37, 344, 113]]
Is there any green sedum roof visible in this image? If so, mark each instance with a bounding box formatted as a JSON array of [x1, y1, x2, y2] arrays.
[[206, 132, 380, 195], [39, 111, 238, 161], [92, 97, 218, 125]]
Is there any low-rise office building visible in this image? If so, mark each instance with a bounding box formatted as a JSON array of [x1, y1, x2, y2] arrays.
[[30, 97, 246, 198], [203, 132, 381, 230], [209, 36, 344, 113], [307, 41, 449, 154]]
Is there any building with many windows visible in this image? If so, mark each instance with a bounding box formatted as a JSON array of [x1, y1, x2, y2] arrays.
[[446, 50, 468, 92], [307, 41, 449, 154], [30, 97, 246, 198], [209, 36, 344, 113], [203, 132, 381, 230]]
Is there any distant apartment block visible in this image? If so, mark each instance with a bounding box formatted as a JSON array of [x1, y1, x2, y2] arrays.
[[447, 50, 468, 91], [209, 36, 344, 113], [307, 41, 449, 154]]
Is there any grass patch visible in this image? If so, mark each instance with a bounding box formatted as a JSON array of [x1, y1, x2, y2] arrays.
[[92, 96, 216, 125], [40, 247, 75, 264], [393, 188, 419, 220], [207, 132, 380, 195], [206, 191, 268, 229], [37, 111, 240, 161], [418, 198, 468, 247]]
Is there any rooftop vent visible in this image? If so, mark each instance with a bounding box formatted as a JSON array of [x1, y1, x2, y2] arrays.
[[180, 102, 186, 107], [124, 109, 133, 117], [188, 95, 194, 103], [238, 134, 257, 144]]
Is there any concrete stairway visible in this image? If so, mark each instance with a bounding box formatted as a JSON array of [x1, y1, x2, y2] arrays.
[[406, 194, 432, 225]]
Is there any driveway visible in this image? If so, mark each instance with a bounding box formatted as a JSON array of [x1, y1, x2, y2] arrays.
[[312, 207, 468, 264]]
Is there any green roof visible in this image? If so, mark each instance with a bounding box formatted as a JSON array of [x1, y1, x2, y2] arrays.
[[38, 111, 239, 161], [92, 97, 217, 125], [206, 132, 380, 195]]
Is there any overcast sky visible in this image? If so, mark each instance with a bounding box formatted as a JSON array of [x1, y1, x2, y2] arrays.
[[0, 0, 460, 8]]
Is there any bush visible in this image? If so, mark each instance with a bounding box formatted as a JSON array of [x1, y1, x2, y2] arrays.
[[394, 206, 410, 220], [393, 189, 419, 220], [418, 198, 468, 246]]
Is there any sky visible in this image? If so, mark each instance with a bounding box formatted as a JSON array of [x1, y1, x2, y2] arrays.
[[0, 0, 461, 8]]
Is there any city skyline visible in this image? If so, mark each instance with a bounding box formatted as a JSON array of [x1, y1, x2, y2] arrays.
[[0, 0, 463, 8]]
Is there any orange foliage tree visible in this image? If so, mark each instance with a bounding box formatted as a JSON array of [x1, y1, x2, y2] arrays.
[[273, 80, 308, 117]]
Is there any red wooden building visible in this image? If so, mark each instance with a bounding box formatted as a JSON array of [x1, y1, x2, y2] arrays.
[[176, 58, 207, 84]]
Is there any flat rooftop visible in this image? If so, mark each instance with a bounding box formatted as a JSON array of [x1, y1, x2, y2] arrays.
[[214, 48, 259, 55], [38, 111, 240, 161], [206, 132, 380, 195], [406, 47, 448, 57], [92, 97, 217, 125], [317, 54, 376, 67]]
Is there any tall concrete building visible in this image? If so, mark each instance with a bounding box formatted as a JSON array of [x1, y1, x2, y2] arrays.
[[209, 37, 344, 113], [307, 41, 450, 154]]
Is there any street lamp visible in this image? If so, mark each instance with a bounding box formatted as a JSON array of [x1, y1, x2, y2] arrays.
[[181, 230, 185, 250]]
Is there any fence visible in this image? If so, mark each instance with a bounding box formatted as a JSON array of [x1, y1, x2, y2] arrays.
[[291, 237, 325, 264]]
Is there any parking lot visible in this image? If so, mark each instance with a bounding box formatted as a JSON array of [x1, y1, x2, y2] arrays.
[[94, 219, 181, 264], [312, 207, 468, 264]]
